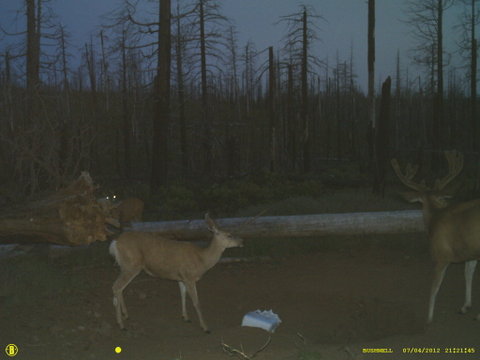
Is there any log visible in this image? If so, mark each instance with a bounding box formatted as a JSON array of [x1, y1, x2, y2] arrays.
[[0, 172, 119, 246], [130, 210, 424, 240]]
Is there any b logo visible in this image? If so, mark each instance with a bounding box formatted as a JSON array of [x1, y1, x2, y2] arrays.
[[5, 344, 19, 357]]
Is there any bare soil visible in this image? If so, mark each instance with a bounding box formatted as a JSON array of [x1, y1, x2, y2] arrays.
[[2, 233, 480, 360]]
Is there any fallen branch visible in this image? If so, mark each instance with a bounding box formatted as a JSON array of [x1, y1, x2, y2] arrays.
[[221, 336, 272, 359]]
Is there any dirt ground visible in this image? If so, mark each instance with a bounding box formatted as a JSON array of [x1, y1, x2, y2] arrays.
[[2, 232, 480, 360]]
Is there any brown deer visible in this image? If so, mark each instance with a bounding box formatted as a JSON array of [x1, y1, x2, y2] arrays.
[[109, 213, 243, 332], [111, 196, 144, 225], [391, 151, 480, 323]]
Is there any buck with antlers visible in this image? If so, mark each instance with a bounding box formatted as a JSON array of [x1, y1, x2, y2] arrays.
[[391, 151, 480, 323]]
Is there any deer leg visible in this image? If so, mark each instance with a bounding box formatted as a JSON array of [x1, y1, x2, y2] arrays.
[[178, 281, 191, 322], [460, 260, 477, 314], [112, 269, 141, 329], [184, 281, 210, 333], [428, 262, 449, 323]]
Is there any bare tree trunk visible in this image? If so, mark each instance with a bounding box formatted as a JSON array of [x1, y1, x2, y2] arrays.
[[368, 0, 376, 191], [268, 46, 277, 172], [121, 29, 131, 179], [368, 0, 375, 129], [85, 40, 99, 170], [471, 0, 477, 152], [26, 0, 40, 123], [287, 64, 296, 171], [433, 0, 444, 151], [199, 0, 212, 176], [175, 4, 188, 178], [151, 0, 171, 189], [132, 210, 424, 240], [58, 24, 70, 178], [373, 77, 391, 196], [99, 30, 109, 111], [301, 8, 310, 173], [394, 49, 401, 152], [226, 26, 240, 177]]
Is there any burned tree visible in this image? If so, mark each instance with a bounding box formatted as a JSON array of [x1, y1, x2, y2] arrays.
[[457, 0, 480, 152], [405, 0, 454, 151], [277, 4, 324, 173], [151, 0, 172, 188], [188, 0, 230, 176], [373, 77, 391, 196], [368, 0, 375, 165]]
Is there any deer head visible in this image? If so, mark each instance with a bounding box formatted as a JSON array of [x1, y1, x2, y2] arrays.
[[205, 213, 243, 249], [391, 151, 464, 226]]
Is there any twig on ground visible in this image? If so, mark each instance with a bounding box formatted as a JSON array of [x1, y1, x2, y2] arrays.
[[221, 336, 272, 359]]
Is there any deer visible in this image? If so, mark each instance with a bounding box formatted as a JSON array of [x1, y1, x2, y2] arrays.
[[102, 195, 144, 225], [391, 150, 480, 323], [109, 213, 243, 332]]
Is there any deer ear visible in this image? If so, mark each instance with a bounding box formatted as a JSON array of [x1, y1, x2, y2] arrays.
[[400, 191, 423, 204], [205, 213, 217, 232], [433, 194, 452, 208]]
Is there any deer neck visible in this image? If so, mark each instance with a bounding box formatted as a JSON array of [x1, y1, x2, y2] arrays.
[[200, 235, 226, 270], [420, 196, 442, 233]]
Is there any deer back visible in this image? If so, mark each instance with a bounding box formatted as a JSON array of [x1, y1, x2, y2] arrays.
[[115, 232, 211, 281]]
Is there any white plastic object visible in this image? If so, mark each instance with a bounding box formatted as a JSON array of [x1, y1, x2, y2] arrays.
[[241, 310, 281, 332]]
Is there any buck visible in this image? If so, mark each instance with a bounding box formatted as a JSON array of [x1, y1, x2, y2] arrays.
[[391, 150, 480, 323], [109, 213, 243, 332]]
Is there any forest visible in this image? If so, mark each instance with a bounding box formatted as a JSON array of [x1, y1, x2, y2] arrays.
[[2, 3, 480, 359], [0, 0, 479, 203]]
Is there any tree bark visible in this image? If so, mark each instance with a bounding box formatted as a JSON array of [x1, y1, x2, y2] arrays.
[[131, 210, 424, 240], [268, 46, 277, 172], [471, 0, 477, 152], [373, 76, 391, 196], [301, 8, 310, 173], [151, 0, 171, 189], [199, 0, 212, 175], [26, 0, 40, 124]]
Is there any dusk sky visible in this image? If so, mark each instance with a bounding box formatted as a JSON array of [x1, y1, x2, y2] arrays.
[[0, 0, 469, 92]]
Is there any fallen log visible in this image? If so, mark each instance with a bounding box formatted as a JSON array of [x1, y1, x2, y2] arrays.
[[130, 210, 424, 240], [0, 172, 119, 246]]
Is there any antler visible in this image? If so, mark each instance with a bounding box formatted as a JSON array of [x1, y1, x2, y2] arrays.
[[240, 208, 268, 229], [391, 151, 463, 192], [390, 158, 428, 192], [433, 150, 464, 190]]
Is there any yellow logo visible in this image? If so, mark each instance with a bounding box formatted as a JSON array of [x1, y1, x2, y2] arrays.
[[5, 344, 19, 357], [115, 346, 122, 354]]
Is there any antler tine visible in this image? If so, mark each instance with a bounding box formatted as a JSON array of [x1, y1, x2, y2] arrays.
[[391, 158, 428, 192], [434, 150, 464, 190], [240, 208, 268, 229]]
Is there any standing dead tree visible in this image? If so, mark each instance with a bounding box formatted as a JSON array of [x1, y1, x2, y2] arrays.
[[404, 0, 454, 151], [277, 4, 324, 173], [187, 0, 230, 177], [368, 0, 375, 169], [373, 76, 391, 196], [456, 0, 480, 152], [151, 0, 172, 188], [111, 0, 173, 187]]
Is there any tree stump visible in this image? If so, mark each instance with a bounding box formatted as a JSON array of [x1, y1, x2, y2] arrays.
[[0, 172, 119, 246]]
